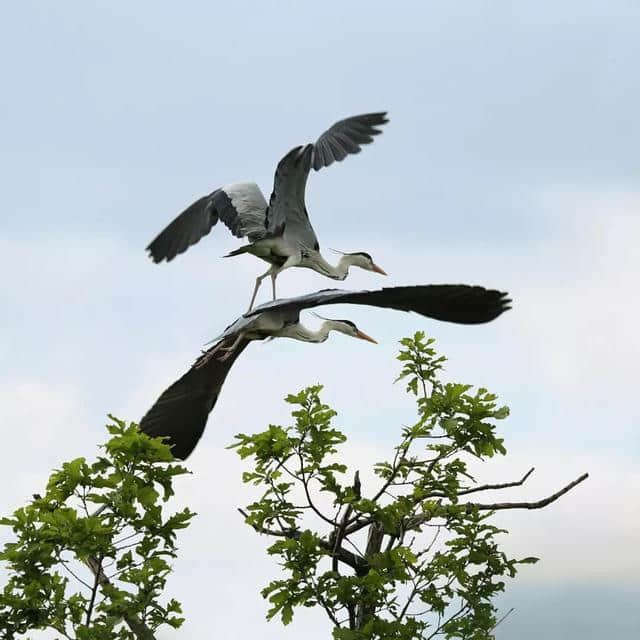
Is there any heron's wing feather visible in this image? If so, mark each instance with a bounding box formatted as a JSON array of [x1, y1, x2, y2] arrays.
[[146, 182, 268, 263], [265, 112, 389, 247], [139, 338, 250, 459], [207, 314, 255, 345], [248, 288, 356, 316], [311, 112, 388, 171], [247, 285, 511, 325], [265, 145, 319, 249], [332, 285, 511, 324]]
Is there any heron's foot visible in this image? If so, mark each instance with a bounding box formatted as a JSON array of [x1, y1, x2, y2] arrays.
[[195, 351, 215, 369], [217, 347, 236, 362]]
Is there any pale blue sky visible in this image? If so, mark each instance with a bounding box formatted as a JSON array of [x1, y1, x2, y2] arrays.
[[1, 2, 639, 638]]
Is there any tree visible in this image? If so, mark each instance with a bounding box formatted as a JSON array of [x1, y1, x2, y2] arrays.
[[232, 332, 588, 639], [0, 419, 194, 640], [0, 332, 588, 639]]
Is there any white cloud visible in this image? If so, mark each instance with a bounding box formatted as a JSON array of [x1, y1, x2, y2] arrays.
[[511, 185, 640, 393], [0, 380, 95, 512]]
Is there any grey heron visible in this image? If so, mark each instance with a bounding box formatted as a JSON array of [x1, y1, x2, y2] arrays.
[[139, 284, 511, 459], [146, 113, 389, 310]]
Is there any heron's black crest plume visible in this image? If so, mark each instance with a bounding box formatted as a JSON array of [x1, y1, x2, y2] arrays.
[[311, 312, 357, 329]]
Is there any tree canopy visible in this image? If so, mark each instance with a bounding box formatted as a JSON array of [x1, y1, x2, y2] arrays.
[[0, 333, 587, 639], [232, 332, 587, 638]]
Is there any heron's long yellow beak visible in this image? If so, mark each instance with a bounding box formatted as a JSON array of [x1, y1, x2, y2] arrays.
[[372, 263, 387, 275], [356, 330, 378, 344]]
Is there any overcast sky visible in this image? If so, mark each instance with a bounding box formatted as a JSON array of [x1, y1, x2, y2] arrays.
[[1, 2, 639, 638]]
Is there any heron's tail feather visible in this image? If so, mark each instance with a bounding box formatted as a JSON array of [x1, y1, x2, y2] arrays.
[[224, 244, 253, 258]]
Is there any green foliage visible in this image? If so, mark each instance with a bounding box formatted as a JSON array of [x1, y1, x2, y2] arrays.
[[0, 418, 195, 640], [232, 332, 536, 639]]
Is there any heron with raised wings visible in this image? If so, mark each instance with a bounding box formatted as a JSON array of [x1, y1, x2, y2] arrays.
[[146, 113, 389, 310], [139, 285, 511, 459]]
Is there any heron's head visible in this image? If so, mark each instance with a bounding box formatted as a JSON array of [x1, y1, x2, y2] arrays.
[[335, 250, 387, 276], [313, 313, 377, 344]]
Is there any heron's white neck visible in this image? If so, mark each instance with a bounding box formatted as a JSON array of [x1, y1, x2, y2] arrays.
[[277, 320, 342, 343], [306, 253, 358, 281]]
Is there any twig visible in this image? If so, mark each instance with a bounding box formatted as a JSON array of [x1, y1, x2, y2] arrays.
[[454, 467, 535, 496], [493, 607, 515, 630], [310, 575, 341, 628], [85, 554, 102, 625], [296, 428, 337, 528], [426, 601, 468, 640], [58, 558, 93, 591], [237, 508, 367, 573], [468, 473, 588, 511], [85, 556, 157, 640], [84, 501, 157, 639]]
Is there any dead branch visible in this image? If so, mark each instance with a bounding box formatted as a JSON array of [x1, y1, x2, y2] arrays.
[[455, 467, 536, 496], [468, 472, 588, 511]]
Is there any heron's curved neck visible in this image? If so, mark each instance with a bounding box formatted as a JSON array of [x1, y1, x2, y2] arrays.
[[311, 253, 355, 281], [278, 321, 337, 343]]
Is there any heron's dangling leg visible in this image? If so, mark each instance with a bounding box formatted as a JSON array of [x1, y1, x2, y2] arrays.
[[248, 267, 274, 312], [217, 333, 245, 362], [197, 333, 245, 368], [269, 253, 302, 301], [196, 340, 225, 369]]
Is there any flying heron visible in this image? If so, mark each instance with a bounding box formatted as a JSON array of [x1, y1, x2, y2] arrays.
[[146, 112, 389, 310], [139, 284, 511, 459]]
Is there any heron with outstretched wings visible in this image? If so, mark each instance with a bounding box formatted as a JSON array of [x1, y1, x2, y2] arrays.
[[146, 113, 389, 310], [139, 284, 511, 459]]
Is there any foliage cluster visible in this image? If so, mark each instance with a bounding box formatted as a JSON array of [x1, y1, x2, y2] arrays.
[[232, 332, 538, 639], [0, 419, 194, 640]]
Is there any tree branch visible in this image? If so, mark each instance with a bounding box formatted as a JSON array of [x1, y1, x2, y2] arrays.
[[468, 473, 588, 511], [355, 522, 385, 628], [86, 503, 157, 637], [331, 471, 360, 572], [455, 467, 535, 496], [237, 508, 368, 574], [85, 554, 102, 625], [85, 556, 157, 640]]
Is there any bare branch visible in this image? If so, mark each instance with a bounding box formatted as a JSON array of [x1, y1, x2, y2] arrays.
[[85, 554, 102, 625], [492, 607, 515, 630], [310, 575, 342, 629], [455, 467, 535, 496], [296, 429, 338, 528], [58, 558, 93, 591], [468, 473, 588, 511]]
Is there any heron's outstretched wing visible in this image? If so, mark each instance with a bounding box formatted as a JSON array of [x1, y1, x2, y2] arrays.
[[139, 337, 250, 459], [311, 112, 388, 170], [265, 112, 389, 248], [146, 182, 268, 263], [247, 285, 512, 325]]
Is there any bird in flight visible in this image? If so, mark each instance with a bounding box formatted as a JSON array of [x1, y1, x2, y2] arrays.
[[139, 284, 511, 459], [146, 113, 389, 310]]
